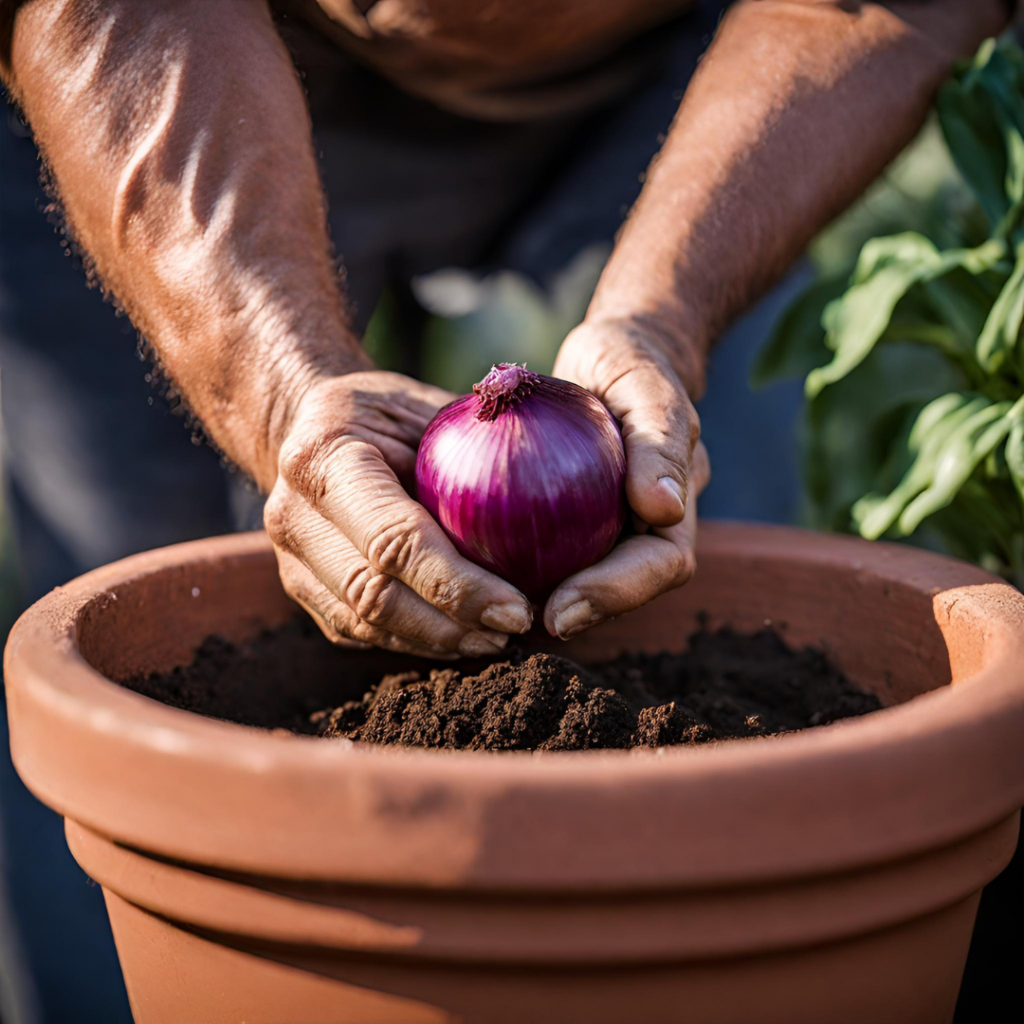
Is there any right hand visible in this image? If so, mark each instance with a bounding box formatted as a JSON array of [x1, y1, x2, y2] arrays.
[[264, 371, 535, 658]]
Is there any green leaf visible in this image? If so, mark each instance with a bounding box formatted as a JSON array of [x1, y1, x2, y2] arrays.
[[999, 112, 1024, 212], [880, 319, 959, 353], [909, 392, 980, 449], [919, 269, 999, 355], [927, 477, 1023, 575], [793, 39, 1024, 571], [1006, 416, 1024, 505], [939, 42, 1024, 238], [938, 76, 1011, 228], [803, 344, 967, 531], [853, 393, 986, 538], [975, 49, 1024, 202], [976, 240, 1024, 371], [937, 40, 1024, 230], [750, 275, 845, 388], [805, 236, 1005, 398], [898, 397, 1023, 534], [807, 237, 939, 396]]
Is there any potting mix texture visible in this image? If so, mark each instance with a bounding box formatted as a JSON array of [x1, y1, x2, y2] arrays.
[[127, 618, 882, 750]]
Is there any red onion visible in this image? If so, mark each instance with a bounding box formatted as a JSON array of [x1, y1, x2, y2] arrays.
[[415, 364, 627, 601]]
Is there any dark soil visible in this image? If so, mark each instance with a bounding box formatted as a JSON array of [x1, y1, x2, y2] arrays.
[[126, 617, 882, 751]]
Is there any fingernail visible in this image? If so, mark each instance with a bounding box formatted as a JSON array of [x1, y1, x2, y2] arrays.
[[552, 598, 604, 640], [658, 476, 686, 516], [458, 630, 508, 657], [481, 601, 533, 634]]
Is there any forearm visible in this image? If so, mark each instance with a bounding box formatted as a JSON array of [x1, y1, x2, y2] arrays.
[[6, 0, 367, 490], [588, 0, 1011, 397]]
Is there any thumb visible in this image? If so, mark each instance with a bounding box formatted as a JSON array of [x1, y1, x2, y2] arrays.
[[604, 364, 701, 528]]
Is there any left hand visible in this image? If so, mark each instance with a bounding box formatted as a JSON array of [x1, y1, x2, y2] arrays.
[[544, 318, 711, 639]]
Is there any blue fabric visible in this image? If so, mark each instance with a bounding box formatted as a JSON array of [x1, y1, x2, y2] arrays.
[[0, 99, 265, 1024], [697, 267, 809, 524], [0, 102, 226, 1024]]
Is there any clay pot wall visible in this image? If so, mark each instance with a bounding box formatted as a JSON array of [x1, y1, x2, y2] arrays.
[[6, 523, 1024, 1023]]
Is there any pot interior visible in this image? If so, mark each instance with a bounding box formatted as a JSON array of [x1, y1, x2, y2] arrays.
[[71, 529, 961, 723]]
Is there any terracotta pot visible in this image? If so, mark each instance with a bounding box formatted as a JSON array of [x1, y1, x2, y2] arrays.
[[5, 523, 1024, 1024]]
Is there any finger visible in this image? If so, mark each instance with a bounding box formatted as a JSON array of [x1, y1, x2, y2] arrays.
[[291, 372, 455, 478], [349, 388, 458, 475], [543, 492, 699, 639], [277, 546, 372, 651], [599, 363, 700, 528], [275, 549, 462, 660], [270, 499, 512, 656], [278, 434, 533, 633]]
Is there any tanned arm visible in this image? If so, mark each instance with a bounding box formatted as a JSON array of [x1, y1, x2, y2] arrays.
[[546, 0, 1013, 638], [6, 0, 359, 485], [4, 0, 535, 657], [587, 0, 1012, 389]]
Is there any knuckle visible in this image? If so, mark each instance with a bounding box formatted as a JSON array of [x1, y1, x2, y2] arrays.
[[346, 565, 400, 625], [669, 402, 700, 451], [674, 550, 697, 587], [325, 616, 355, 643], [365, 513, 430, 578], [314, 614, 346, 645], [423, 571, 468, 617], [653, 412, 700, 479], [586, 346, 632, 397], [685, 413, 701, 450], [319, 620, 362, 649], [317, 601, 358, 642], [349, 619, 383, 646], [263, 492, 292, 549], [321, 630, 361, 649]]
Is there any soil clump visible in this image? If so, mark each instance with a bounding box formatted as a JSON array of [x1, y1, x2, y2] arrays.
[[127, 618, 882, 751]]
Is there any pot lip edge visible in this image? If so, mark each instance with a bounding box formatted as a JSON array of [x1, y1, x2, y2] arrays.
[[7, 521, 1024, 782], [8, 523, 1024, 886]]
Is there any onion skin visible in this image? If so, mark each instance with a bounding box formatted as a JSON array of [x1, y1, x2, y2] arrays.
[[415, 364, 627, 602]]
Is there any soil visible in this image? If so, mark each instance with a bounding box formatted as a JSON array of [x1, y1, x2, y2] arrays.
[[126, 617, 882, 751]]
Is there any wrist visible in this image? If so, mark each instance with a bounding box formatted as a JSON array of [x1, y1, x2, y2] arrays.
[[585, 243, 711, 397], [255, 337, 373, 491], [570, 312, 708, 400]]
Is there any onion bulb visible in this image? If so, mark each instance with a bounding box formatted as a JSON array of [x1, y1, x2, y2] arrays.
[[415, 364, 627, 601]]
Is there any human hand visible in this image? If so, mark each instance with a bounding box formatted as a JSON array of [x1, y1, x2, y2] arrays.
[[543, 319, 710, 639], [264, 372, 534, 657]]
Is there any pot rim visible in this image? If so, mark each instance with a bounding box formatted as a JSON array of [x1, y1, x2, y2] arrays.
[[6, 523, 1024, 890]]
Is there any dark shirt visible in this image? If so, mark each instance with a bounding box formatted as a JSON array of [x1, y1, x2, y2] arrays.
[[278, 0, 699, 118]]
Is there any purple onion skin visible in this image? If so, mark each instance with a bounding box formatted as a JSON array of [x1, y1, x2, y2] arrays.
[[415, 364, 627, 603]]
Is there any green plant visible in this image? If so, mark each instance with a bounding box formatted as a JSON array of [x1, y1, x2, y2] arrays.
[[755, 39, 1024, 586]]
